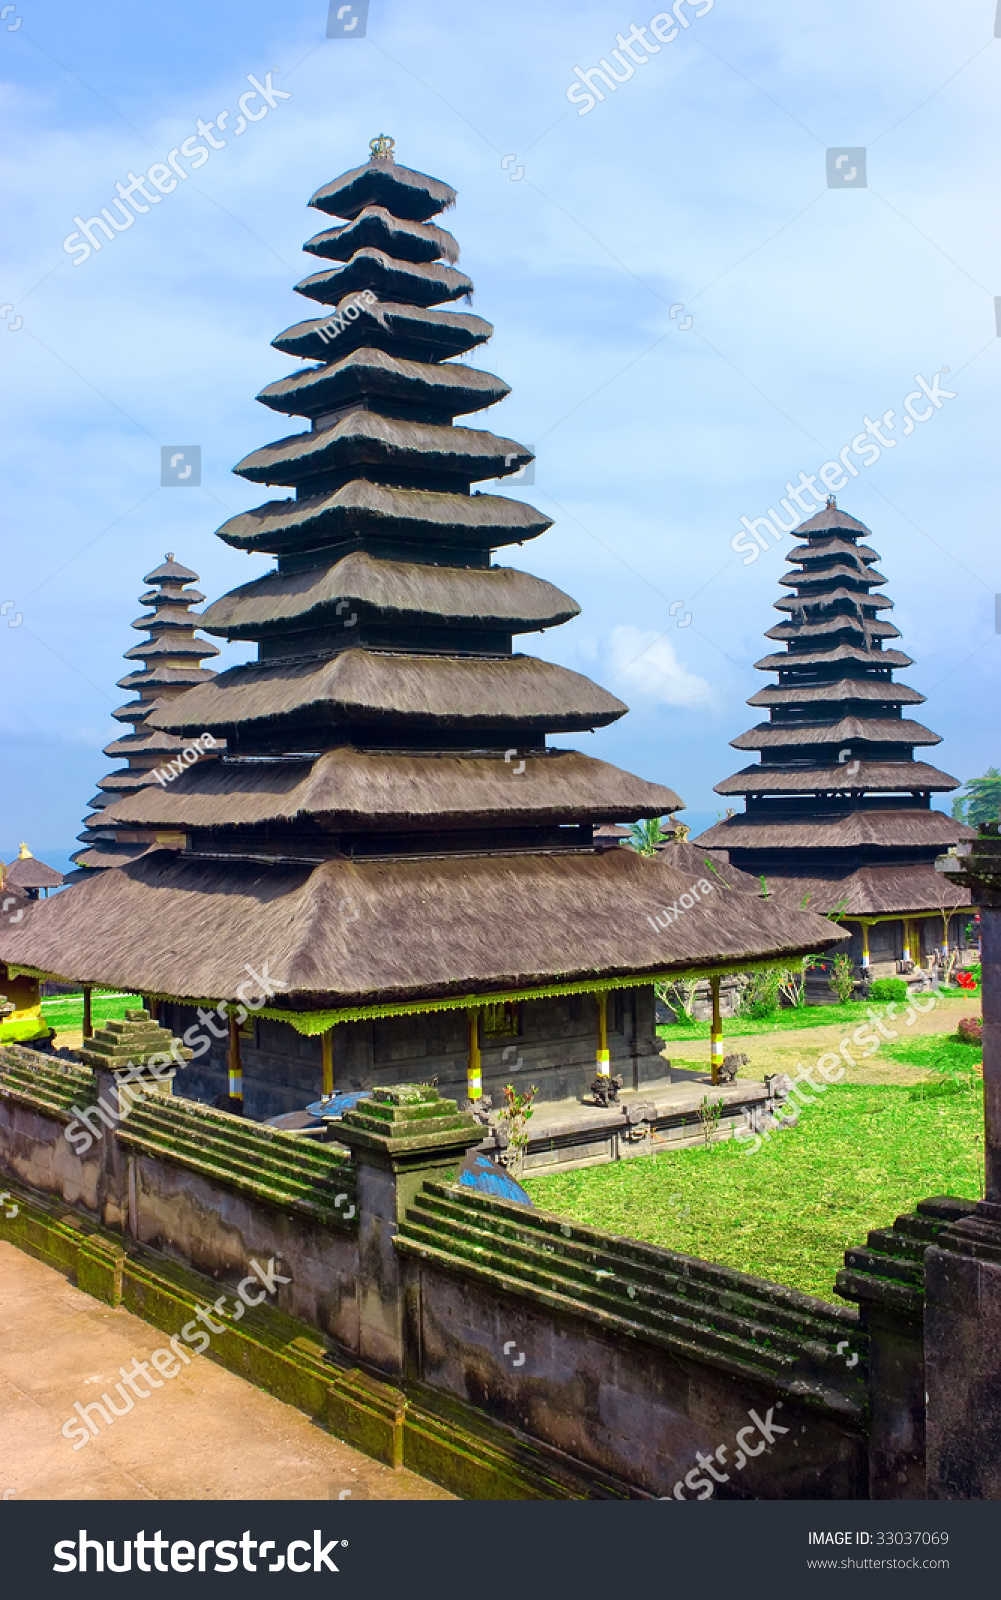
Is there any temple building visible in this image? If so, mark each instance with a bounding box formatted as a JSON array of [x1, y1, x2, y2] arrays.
[[70, 555, 221, 874], [2, 843, 63, 899], [696, 500, 974, 974], [0, 141, 843, 1116]]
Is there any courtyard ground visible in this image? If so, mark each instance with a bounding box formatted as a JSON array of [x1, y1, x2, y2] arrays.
[[525, 991, 984, 1303], [0, 1243, 453, 1502]]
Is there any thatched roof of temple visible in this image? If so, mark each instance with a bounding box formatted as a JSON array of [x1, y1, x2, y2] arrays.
[[696, 500, 972, 917], [2, 845, 63, 893], [1, 143, 846, 1011], [3, 845, 844, 1010]]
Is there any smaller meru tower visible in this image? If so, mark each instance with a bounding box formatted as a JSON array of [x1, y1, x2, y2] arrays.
[[697, 500, 973, 972], [71, 556, 220, 874]]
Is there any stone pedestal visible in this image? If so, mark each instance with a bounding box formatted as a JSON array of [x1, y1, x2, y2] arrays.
[[837, 1196, 978, 1499], [925, 1201, 1001, 1498], [335, 1084, 483, 1377]]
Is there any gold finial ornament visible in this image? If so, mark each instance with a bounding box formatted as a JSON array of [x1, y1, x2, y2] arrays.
[[369, 134, 395, 162], [17, 842, 32, 859]]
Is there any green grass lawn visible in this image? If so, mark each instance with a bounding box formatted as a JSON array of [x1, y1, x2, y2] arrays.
[[658, 987, 975, 1043], [40, 991, 140, 1031], [523, 1082, 983, 1303]]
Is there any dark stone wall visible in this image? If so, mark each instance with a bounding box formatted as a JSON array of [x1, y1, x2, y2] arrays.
[[161, 987, 667, 1121], [407, 1260, 868, 1500]]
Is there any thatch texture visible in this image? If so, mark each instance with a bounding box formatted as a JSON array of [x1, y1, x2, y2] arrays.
[[150, 650, 628, 736], [199, 554, 578, 638], [747, 680, 926, 707], [3, 853, 63, 891], [716, 761, 959, 794], [767, 864, 972, 917], [257, 348, 509, 420], [304, 205, 460, 265], [696, 809, 976, 851], [0, 846, 847, 1006], [273, 301, 492, 364], [730, 718, 941, 751], [295, 249, 473, 308], [309, 158, 457, 222], [754, 646, 913, 671], [215, 481, 551, 555], [234, 411, 530, 488], [100, 747, 680, 831]]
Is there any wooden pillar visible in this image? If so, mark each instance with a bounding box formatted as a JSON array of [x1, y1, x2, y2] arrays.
[[595, 990, 610, 1077], [467, 1008, 482, 1102], [901, 919, 911, 965], [710, 974, 723, 1086], [321, 1026, 335, 1098], [82, 985, 93, 1041], [860, 922, 871, 969], [227, 1012, 243, 1104]]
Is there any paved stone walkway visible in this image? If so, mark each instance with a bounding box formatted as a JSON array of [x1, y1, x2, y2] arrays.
[[0, 1242, 454, 1501]]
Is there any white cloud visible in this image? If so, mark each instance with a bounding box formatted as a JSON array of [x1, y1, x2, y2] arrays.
[[606, 626, 714, 710]]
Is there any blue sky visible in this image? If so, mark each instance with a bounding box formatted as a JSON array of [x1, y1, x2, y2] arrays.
[[1, 0, 999, 869]]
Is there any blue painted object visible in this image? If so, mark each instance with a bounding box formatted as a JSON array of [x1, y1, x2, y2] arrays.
[[456, 1151, 533, 1206], [305, 1090, 374, 1120]]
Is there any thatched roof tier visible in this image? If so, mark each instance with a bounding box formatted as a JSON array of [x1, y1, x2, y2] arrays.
[[150, 650, 627, 740], [257, 348, 509, 421], [199, 554, 578, 639], [788, 538, 879, 565], [716, 760, 958, 795], [794, 505, 873, 538], [95, 769, 167, 793], [696, 809, 975, 852], [117, 665, 220, 692], [72, 841, 155, 872], [144, 556, 199, 584], [295, 250, 473, 309], [272, 301, 492, 364], [754, 646, 913, 671], [304, 205, 460, 265], [0, 846, 846, 1008], [130, 605, 209, 632], [122, 634, 221, 663], [233, 411, 531, 489], [774, 587, 892, 613], [764, 617, 900, 644], [310, 157, 457, 223], [747, 680, 926, 708], [99, 747, 679, 833], [729, 718, 941, 751], [778, 561, 885, 588], [215, 481, 550, 557], [765, 864, 971, 918], [137, 588, 207, 609], [102, 729, 214, 759]]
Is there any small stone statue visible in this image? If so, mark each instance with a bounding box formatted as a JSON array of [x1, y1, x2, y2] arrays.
[[590, 1072, 623, 1108]]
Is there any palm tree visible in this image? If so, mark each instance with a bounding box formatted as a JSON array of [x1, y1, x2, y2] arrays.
[[953, 767, 1001, 828], [628, 817, 673, 855]]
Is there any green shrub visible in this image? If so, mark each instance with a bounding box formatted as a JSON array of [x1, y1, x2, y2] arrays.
[[737, 967, 782, 1019], [867, 977, 908, 1002]]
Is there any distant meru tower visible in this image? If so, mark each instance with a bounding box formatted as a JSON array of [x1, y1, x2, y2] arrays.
[[696, 499, 973, 973], [2, 140, 836, 1116]]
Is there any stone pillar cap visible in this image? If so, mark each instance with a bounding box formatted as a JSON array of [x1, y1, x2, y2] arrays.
[[336, 1083, 483, 1161]]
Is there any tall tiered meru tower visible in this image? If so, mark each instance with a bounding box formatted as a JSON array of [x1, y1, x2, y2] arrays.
[[696, 500, 973, 974], [2, 143, 840, 1115]]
